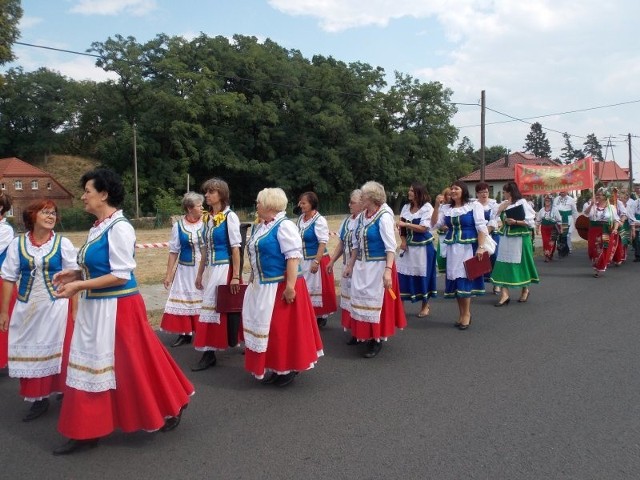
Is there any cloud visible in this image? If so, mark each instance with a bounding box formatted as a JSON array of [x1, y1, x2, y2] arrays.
[[69, 0, 157, 16], [19, 16, 43, 29]]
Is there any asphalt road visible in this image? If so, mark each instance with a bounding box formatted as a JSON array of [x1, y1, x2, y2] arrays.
[[1, 249, 639, 479]]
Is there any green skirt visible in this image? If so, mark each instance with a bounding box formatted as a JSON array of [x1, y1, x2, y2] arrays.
[[490, 235, 540, 287]]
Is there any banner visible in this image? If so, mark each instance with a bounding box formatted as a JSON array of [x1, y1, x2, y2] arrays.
[[514, 157, 594, 195]]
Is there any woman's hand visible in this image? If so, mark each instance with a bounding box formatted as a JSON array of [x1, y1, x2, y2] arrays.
[[505, 218, 516, 226], [343, 265, 352, 278], [283, 285, 296, 304], [476, 246, 486, 260], [54, 280, 83, 299], [434, 194, 444, 206], [52, 269, 81, 288], [0, 312, 9, 332], [163, 274, 174, 290], [229, 277, 241, 294], [310, 260, 320, 274], [195, 273, 204, 290], [326, 260, 334, 274], [383, 268, 392, 289]]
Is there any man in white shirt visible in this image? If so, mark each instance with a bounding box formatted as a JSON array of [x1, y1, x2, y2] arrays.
[[627, 188, 640, 261], [553, 191, 579, 253]]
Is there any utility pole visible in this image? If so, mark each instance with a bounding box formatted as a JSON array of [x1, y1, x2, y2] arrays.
[[133, 121, 139, 219], [629, 133, 634, 192], [480, 90, 486, 182]]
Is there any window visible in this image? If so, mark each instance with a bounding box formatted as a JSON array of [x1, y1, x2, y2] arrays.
[[14, 180, 22, 190], [47, 182, 52, 190], [31, 180, 39, 190], [0, 183, 5, 190]]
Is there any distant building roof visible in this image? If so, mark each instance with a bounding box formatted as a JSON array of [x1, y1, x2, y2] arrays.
[[594, 160, 629, 182], [460, 152, 559, 182], [0, 157, 51, 177]]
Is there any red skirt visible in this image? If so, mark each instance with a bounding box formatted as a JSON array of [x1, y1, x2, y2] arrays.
[[193, 311, 243, 350], [58, 294, 194, 440], [589, 226, 619, 272], [540, 224, 558, 259], [19, 305, 74, 400], [160, 313, 198, 335], [245, 278, 323, 378], [313, 256, 338, 317], [348, 265, 407, 341], [0, 279, 17, 368]]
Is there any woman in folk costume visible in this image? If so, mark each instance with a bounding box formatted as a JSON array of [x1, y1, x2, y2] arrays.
[[296, 192, 337, 328], [535, 195, 562, 262], [343, 181, 406, 358], [490, 181, 539, 306], [52, 169, 193, 455], [0, 200, 77, 422], [242, 188, 323, 387], [612, 188, 630, 266], [583, 187, 621, 278], [326, 189, 363, 343], [192, 178, 242, 371], [0, 192, 16, 370], [396, 182, 437, 318], [435, 187, 451, 274], [474, 182, 501, 293], [160, 192, 205, 348], [431, 181, 488, 330]]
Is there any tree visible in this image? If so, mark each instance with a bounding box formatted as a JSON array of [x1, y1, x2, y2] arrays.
[[0, 0, 22, 66], [523, 122, 552, 158], [583, 133, 603, 161], [559, 132, 584, 164]]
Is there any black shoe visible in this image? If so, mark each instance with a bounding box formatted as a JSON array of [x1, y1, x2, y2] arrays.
[[346, 336, 358, 345], [458, 316, 472, 330], [363, 340, 382, 358], [317, 317, 328, 328], [275, 371, 298, 387], [260, 372, 279, 385], [494, 297, 510, 307], [190, 351, 217, 371], [52, 438, 99, 456], [23, 398, 50, 422], [171, 335, 192, 348], [160, 404, 187, 433]]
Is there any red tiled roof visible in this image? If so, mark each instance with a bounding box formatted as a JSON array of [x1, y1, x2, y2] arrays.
[[0, 157, 51, 177], [460, 152, 559, 182], [593, 160, 629, 182]]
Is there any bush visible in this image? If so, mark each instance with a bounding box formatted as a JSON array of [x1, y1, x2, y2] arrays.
[[57, 207, 95, 232]]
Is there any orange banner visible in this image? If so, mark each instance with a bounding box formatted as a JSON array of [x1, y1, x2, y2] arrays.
[[515, 157, 594, 195]]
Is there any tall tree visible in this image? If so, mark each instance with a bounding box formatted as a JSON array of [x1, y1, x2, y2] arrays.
[[583, 133, 603, 161], [0, 0, 22, 66], [559, 132, 584, 164], [523, 122, 552, 158]]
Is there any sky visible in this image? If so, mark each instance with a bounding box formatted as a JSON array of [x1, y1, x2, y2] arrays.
[[7, 0, 640, 173]]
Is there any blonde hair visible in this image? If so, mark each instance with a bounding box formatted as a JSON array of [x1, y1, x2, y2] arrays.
[[361, 181, 386, 206], [257, 188, 288, 212]]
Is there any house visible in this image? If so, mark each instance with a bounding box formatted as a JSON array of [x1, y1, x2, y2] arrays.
[[593, 160, 629, 186], [0, 157, 75, 225], [459, 152, 559, 197]]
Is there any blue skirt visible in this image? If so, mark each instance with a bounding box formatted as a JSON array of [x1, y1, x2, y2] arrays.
[[398, 243, 438, 302]]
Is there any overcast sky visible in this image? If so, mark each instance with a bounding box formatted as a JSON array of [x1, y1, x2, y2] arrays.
[[7, 0, 640, 171]]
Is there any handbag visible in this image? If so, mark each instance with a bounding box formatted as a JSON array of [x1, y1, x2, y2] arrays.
[[216, 284, 248, 313], [464, 252, 492, 280]]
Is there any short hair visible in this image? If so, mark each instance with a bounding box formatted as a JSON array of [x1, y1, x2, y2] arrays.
[[299, 191, 319, 210], [475, 182, 490, 193], [0, 192, 12, 216], [361, 181, 386, 206], [23, 199, 58, 232], [257, 188, 288, 212], [80, 168, 125, 208], [182, 191, 204, 213], [350, 189, 363, 201], [502, 181, 523, 202], [410, 182, 430, 207], [201, 178, 230, 209], [449, 181, 470, 206], [441, 187, 451, 200]]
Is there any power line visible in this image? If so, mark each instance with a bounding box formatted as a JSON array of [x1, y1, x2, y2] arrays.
[[15, 41, 101, 58]]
